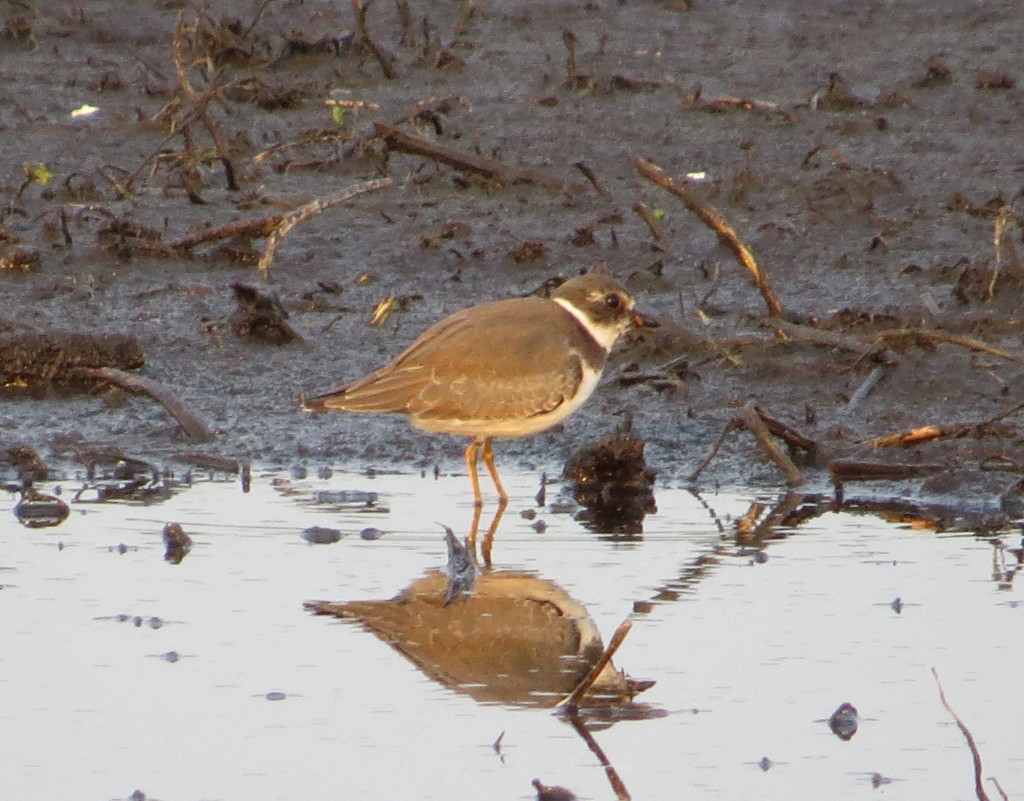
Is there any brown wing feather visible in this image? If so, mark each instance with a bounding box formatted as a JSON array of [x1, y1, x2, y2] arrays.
[[314, 297, 604, 421]]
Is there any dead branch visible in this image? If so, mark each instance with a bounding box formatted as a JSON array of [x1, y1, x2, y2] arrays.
[[257, 177, 394, 274], [932, 668, 993, 801], [634, 157, 784, 318], [735, 404, 804, 486], [753, 406, 818, 455], [374, 122, 586, 193], [69, 367, 214, 443], [169, 214, 284, 252]]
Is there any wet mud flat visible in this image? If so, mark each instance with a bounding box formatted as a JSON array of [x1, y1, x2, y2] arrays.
[[0, 1, 1024, 512]]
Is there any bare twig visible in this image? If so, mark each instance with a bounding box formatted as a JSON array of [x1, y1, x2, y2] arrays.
[[932, 668, 993, 801], [846, 363, 890, 410], [375, 122, 585, 193], [557, 618, 633, 712], [735, 404, 804, 486], [352, 0, 396, 78], [829, 460, 947, 482], [257, 177, 394, 275], [688, 418, 739, 484], [574, 161, 610, 197], [69, 367, 214, 443], [873, 328, 1022, 363], [634, 157, 784, 317], [633, 202, 665, 247]]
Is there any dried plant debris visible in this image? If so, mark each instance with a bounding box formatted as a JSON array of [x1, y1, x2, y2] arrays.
[[229, 283, 305, 345], [0, 333, 144, 388], [162, 522, 193, 564]]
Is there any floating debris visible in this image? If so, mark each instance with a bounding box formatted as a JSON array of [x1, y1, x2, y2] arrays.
[[532, 778, 577, 801], [359, 526, 383, 541], [301, 526, 342, 544], [828, 702, 859, 741], [14, 489, 69, 528], [163, 522, 193, 564], [312, 489, 378, 506]]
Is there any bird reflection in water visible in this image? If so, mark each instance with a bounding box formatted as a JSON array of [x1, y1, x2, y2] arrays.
[[305, 564, 655, 709]]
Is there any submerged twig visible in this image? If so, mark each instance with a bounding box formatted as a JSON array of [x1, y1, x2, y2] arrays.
[[634, 157, 784, 318], [932, 668, 993, 801]]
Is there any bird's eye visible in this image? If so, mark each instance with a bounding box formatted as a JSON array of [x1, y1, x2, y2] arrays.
[[604, 293, 623, 310]]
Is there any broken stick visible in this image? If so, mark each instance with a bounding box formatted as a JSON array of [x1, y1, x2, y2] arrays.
[[374, 122, 586, 193], [634, 156, 784, 318], [735, 404, 804, 486], [70, 366, 214, 443], [257, 177, 394, 275]]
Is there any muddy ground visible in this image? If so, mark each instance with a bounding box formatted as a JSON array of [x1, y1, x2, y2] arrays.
[[3, 0, 1024, 506]]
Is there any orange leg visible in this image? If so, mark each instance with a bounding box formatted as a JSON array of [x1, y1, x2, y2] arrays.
[[464, 438, 483, 508], [481, 437, 508, 504]]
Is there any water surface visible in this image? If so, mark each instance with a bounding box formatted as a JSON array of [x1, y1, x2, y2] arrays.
[[2, 470, 1021, 800]]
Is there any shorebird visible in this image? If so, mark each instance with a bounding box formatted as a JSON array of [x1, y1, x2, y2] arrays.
[[302, 273, 656, 506]]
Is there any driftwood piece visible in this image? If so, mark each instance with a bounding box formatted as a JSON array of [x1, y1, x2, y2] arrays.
[[829, 460, 947, 483], [69, 367, 214, 443], [374, 122, 586, 193], [634, 156, 784, 318], [0, 333, 144, 384]]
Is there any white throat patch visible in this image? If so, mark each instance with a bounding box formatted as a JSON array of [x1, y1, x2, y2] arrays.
[[553, 297, 621, 351]]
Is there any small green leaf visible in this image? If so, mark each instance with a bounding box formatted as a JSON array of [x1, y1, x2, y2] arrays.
[[25, 162, 53, 186], [651, 208, 666, 222], [331, 106, 346, 125]]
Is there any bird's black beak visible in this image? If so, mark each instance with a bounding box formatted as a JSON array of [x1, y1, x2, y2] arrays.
[[631, 309, 659, 328]]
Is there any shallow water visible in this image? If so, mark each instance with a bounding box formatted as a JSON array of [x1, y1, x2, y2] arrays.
[[2, 469, 1021, 800]]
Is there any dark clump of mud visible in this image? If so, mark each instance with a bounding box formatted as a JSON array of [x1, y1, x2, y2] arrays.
[[2, 1, 1024, 515]]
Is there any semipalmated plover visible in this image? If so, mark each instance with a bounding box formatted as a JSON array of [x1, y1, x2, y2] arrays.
[[302, 273, 656, 505]]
